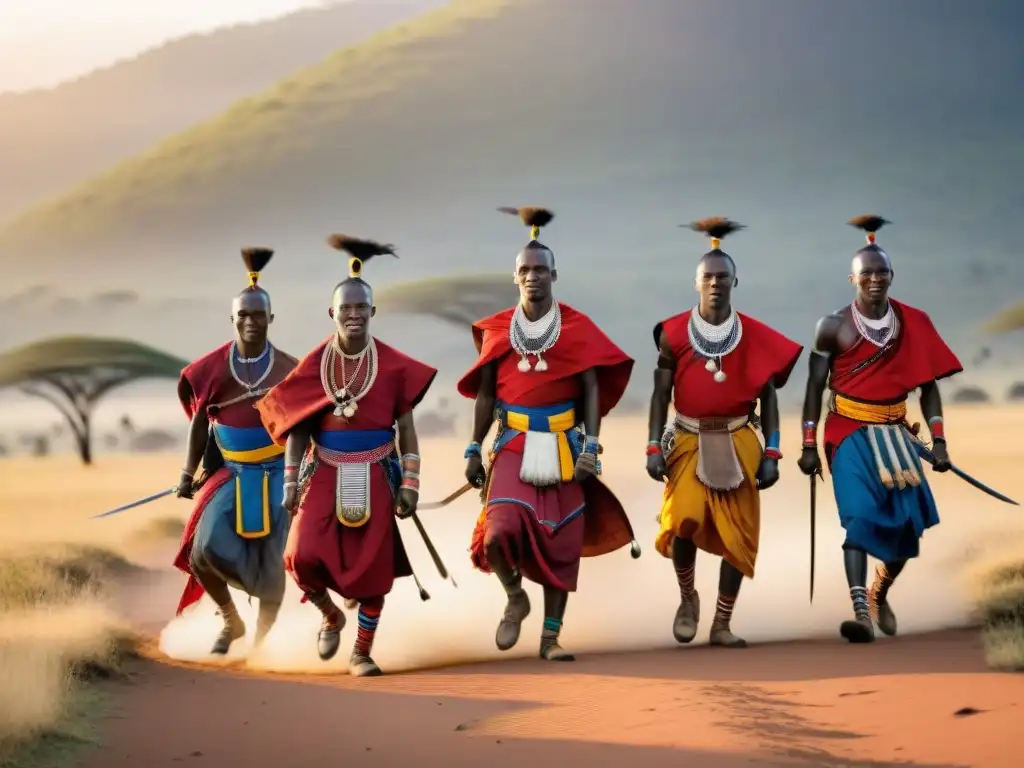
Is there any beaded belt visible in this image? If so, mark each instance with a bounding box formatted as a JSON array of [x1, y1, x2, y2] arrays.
[[312, 441, 396, 528], [830, 393, 908, 424]]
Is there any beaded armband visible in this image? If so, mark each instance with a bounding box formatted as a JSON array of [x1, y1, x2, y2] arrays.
[[645, 440, 662, 457], [802, 420, 817, 448], [927, 416, 945, 442], [400, 453, 421, 494], [763, 430, 782, 461], [464, 442, 482, 459], [583, 436, 600, 455]]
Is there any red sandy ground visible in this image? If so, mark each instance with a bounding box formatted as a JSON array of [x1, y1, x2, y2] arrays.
[[81, 629, 1021, 768]]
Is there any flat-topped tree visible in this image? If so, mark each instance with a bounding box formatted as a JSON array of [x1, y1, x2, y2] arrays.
[[0, 335, 188, 464], [373, 274, 519, 330], [982, 302, 1024, 335]]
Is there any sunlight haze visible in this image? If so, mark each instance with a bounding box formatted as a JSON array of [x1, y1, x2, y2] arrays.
[[0, 0, 333, 92]]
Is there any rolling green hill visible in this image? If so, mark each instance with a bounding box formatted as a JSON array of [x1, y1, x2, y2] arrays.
[[0, 0, 442, 221], [2, 0, 1022, 385]]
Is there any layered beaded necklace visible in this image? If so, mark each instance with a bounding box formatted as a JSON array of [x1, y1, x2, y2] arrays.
[[852, 301, 899, 347], [228, 342, 274, 391], [510, 302, 561, 373], [319, 335, 379, 419], [688, 306, 742, 384]]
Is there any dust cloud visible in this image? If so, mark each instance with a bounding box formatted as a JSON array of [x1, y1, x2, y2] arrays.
[[158, 415, 1021, 674]]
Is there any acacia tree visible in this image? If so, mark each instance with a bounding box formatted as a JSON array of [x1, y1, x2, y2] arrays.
[[373, 274, 519, 330], [983, 302, 1024, 335], [0, 335, 187, 465]]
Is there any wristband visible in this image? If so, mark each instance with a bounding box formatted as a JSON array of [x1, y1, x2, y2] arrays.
[[285, 463, 300, 472], [928, 416, 945, 442], [763, 447, 783, 461], [464, 442, 482, 459], [584, 436, 600, 455], [645, 441, 662, 457], [802, 420, 817, 448], [401, 452, 421, 478]]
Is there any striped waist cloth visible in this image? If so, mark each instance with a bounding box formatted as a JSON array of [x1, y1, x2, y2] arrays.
[[212, 423, 285, 464], [498, 401, 578, 433]]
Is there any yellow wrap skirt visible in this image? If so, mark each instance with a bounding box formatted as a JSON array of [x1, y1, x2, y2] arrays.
[[654, 425, 763, 578]]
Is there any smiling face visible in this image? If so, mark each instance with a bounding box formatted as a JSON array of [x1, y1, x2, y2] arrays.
[[231, 289, 272, 345], [514, 246, 556, 304], [694, 252, 737, 313], [329, 280, 375, 345], [850, 247, 894, 306]]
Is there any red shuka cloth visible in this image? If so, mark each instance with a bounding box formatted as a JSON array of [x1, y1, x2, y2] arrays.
[[257, 337, 437, 600], [172, 342, 297, 615], [823, 299, 963, 461], [656, 310, 804, 419], [457, 303, 638, 590]]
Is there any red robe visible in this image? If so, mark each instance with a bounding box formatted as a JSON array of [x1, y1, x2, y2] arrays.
[[824, 299, 962, 464], [656, 310, 804, 419], [456, 302, 637, 592], [256, 337, 437, 600], [172, 342, 297, 614]]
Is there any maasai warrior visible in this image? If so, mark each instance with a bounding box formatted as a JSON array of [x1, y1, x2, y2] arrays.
[[173, 248, 298, 654], [647, 218, 803, 648], [797, 215, 961, 643], [257, 235, 436, 677], [457, 206, 639, 662]]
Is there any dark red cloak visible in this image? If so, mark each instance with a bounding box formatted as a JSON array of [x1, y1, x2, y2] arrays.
[[656, 310, 804, 419], [172, 342, 297, 614], [824, 299, 962, 462], [457, 303, 638, 574], [257, 336, 437, 599]]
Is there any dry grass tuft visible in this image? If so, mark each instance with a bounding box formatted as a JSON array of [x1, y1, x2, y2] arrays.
[[0, 544, 142, 764], [963, 543, 1024, 671], [0, 543, 139, 613]]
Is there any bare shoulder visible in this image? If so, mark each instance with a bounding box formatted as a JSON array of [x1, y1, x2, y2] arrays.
[[812, 309, 847, 354]]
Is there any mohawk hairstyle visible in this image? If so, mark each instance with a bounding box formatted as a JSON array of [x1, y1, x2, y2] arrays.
[[685, 217, 744, 276], [240, 247, 274, 288], [499, 205, 555, 246], [686, 217, 746, 243], [848, 214, 891, 250], [327, 234, 398, 296], [847, 215, 891, 234]]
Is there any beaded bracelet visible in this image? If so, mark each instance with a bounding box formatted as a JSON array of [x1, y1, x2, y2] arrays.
[[645, 441, 662, 457], [928, 416, 945, 442], [401, 453, 421, 493], [583, 436, 600, 455], [763, 430, 783, 460], [464, 442, 482, 459], [802, 420, 817, 448]]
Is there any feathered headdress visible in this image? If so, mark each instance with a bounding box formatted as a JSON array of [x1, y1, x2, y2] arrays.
[[686, 217, 746, 251], [847, 214, 891, 246], [498, 206, 555, 242], [326, 235, 398, 279], [240, 247, 274, 287]]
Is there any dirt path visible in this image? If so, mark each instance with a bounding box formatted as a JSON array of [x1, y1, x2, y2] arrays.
[[80, 629, 1022, 767]]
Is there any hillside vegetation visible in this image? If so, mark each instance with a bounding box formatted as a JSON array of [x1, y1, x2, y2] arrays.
[[1, 0, 1021, 374], [0, 0, 442, 221]]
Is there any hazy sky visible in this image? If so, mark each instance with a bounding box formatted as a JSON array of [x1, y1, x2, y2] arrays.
[[0, 0, 329, 92]]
